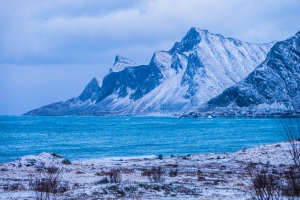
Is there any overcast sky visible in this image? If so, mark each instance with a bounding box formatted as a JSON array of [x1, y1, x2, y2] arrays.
[[0, 0, 299, 115]]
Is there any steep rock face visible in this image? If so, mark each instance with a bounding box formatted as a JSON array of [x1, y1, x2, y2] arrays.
[[24, 28, 274, 116], [198, 31, 300, 117], [97, 63, 163, 102], [79, 78, 102, 102]]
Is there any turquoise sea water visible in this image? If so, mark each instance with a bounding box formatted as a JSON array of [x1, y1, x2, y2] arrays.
[[0, 116, 285, 163]]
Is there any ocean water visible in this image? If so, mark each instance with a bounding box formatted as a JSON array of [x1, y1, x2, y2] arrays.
[[0, 116, 286, 163]]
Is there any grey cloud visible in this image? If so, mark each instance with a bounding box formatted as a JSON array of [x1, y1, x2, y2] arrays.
[[1, 0, 299, 114]]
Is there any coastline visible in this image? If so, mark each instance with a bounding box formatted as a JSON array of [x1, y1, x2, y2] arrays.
[[0, 141, 294, 199]]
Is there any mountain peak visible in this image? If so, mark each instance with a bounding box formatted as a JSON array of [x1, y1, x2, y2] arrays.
[[110, 55, 139, 72], [169, 28, 231, 53], [78, 77, 102, 102], [91, 77, 102, 87], [113, 55, 136, 65], [189, 27, 210, 34], [169, 28, 201, 53]]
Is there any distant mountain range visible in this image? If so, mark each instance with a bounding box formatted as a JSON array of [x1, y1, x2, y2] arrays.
[[25, 27, 299, 117]]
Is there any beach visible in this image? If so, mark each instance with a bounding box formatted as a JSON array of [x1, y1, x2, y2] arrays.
[[0, 141, 294, 199]]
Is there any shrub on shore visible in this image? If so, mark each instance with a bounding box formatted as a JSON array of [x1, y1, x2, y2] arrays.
[[108, 168, 122, 183], [247, 118, 300, 199], [144, 166, 165, 183], [247, 164, 283, 200], [28, 165, 69, 200]]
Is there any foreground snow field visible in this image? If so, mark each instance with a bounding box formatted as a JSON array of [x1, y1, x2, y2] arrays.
[[0, 142, 295, 199]]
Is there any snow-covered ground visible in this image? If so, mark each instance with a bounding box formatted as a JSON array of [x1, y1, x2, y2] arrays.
[[0, 141, 295, 199]]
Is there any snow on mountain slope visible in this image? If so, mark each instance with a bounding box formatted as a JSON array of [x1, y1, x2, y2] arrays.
[[178, 29, 274, 107], [191, 31, 300, 117], [24, 28, 274, 116], [110, 55, 139, 72]]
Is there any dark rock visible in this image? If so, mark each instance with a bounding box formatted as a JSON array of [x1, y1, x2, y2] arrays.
[[57, 186, 68, 193], [35, 162, 45, 168], [51, 153, 63, 158], [25, 159, 37, 164], [182, 156, 188, 160], [95, 177, 109, 184], [61, 159, 72, 165]]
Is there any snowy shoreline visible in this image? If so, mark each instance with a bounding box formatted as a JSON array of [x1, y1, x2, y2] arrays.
[[0, 141, 294, 199]]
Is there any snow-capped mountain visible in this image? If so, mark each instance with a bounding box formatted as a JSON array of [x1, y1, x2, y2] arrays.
[[24, 28, 274, 116], [190, 31, 300, 117]]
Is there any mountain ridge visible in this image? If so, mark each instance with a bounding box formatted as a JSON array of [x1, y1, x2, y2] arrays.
[[24, 28, 274, 116]]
